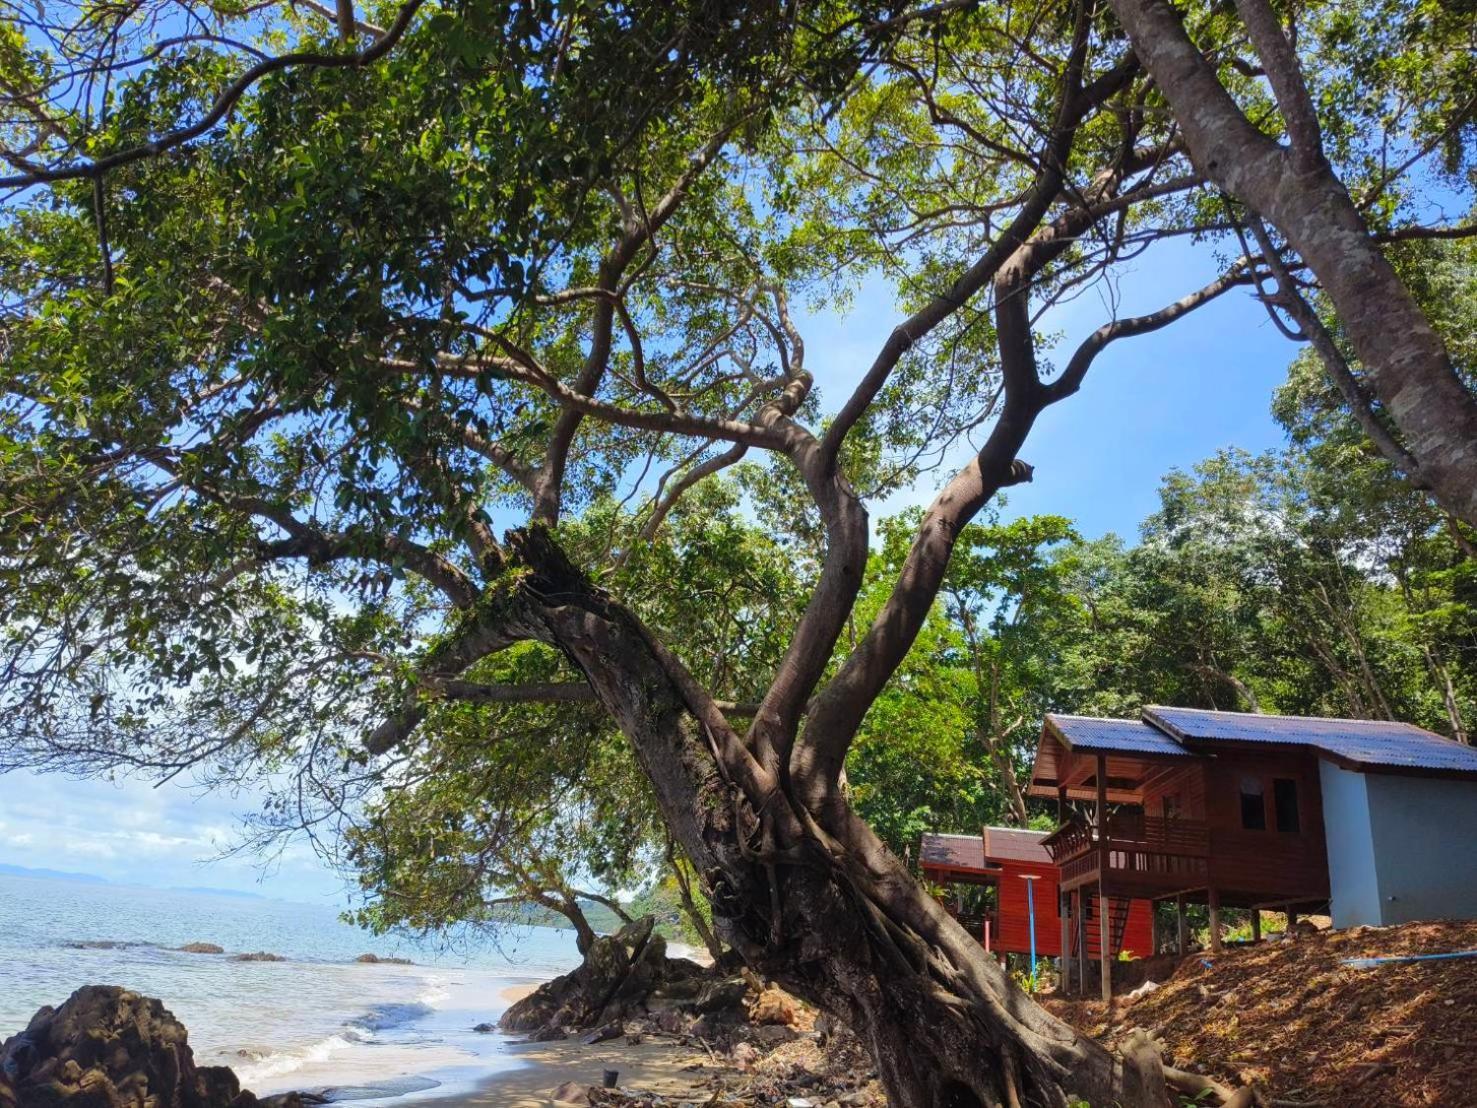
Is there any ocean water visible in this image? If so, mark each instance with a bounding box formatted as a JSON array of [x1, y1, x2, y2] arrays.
[[0, 874, 585, 1103]]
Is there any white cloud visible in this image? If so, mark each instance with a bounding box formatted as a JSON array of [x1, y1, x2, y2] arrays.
[[0, 770, 340, 901]]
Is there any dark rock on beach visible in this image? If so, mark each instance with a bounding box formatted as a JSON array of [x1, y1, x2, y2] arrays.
[[353, 954, 412, 965], [0, 985, 302, 1108], [229, 952, 285, 963], [500, 916, 674, 1036], [178, 943, 225, 955]]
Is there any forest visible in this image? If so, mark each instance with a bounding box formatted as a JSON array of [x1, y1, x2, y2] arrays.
[[1, 0, 1475, 1103]]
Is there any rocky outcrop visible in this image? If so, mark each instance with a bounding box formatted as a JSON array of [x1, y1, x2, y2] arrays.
[[178, 943, 225, 955], [0, 986, 300, 1108], [353, 954, 412, 965], [500, 917, 706, 1038], [228, 953, 285, 963]]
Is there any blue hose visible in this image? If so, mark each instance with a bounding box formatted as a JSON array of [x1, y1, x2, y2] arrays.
[[1342, 949, 1477, 969]]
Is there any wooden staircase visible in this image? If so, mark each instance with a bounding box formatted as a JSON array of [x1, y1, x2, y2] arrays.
[[1069, 895, 1133, 959]]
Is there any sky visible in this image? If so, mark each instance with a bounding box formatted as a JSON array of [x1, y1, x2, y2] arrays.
[[0, 236, 1298, 903]]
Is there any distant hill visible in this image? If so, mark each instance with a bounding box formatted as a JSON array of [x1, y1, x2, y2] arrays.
[[0, 862, 108, 884]]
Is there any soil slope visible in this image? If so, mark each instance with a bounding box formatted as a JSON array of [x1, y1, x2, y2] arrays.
[[1045, 920, 1477, 1107]]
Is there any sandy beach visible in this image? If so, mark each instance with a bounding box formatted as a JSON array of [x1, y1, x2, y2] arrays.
[[409, 982, 719, 1107], [435, 1036, 721, 1107]]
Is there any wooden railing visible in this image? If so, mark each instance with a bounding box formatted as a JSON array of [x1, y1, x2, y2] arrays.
[[1107, 813, 1210, 857], [1046, 813, 1211, 892], [1042, 819, 1095, 863]]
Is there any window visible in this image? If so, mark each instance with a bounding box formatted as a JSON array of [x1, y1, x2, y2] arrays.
[[1240, 776, 1267, 830], [1274, 778, 1301, 834], [1162, 793, 1181, 821]]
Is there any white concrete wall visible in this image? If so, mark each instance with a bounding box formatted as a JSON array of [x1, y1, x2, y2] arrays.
[[1364, 772, 1477, 925], [1319, 762, 1382, 928]]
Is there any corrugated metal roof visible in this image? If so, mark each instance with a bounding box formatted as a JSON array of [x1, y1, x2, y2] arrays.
[[982, 826, 1051, 865], [1144, 706, 1477, 775], [919, 832, 986, 872], [1047, 714, 1194, 757]]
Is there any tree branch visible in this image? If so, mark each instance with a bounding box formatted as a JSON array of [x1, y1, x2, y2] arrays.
[[0, 0, 427, 188]]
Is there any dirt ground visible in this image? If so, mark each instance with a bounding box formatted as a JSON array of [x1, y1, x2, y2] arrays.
[[1043, 919, 1477, 1107]]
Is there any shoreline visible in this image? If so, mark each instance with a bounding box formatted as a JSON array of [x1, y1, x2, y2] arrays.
[[426, 1037, 721, 1107]]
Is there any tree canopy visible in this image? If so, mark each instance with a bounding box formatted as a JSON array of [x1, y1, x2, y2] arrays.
[[2, 0, 1475, 1103]]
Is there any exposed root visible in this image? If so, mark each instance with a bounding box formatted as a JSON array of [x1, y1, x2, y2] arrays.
[[1121, 1027, 1265, 1107]]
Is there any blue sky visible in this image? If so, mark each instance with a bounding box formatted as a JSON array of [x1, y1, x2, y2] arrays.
[[0, 236, 1297, 902]]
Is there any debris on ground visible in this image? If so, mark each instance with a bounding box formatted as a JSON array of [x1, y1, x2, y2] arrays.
[[1044, 919, 1477, 1107]]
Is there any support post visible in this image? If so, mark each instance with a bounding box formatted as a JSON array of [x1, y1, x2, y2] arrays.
[[1208, 887, 1223, 954], [1077, 890, 1089, 991], [1251, 910, 1261, 943], [1098, 883, 1112, 1003], [1176, 893, 1188, 955], [1059, 890, 1071, 994], [1095, 754, 1112, 1003]]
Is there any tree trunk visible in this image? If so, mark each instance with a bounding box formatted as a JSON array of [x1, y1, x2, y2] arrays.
[[1107, 0, 1477, 526], [504, 528, 1169, 1108]]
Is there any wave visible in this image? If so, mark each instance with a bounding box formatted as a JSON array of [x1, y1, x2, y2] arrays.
[[233, 1034, 356, 1085], [343, 1001, 434, 1034]]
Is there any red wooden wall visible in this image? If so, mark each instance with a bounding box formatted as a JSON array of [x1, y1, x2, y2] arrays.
[[993, 860, 1155, 959]]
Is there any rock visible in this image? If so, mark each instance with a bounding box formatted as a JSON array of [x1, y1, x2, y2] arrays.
[[693, 976, 747, 1014], [0, 985, 264, 1106], [472, 1023, 497, 1034], [500, 917, 680, 1037], [748, 985, 799, 1026], [230, 952, 285, 962], [653, 1008, 690, 1035], [731, 1042, 760, 1068], [178, 943, 225, 955], [354, 954, 412, 965], [527, 1024, 567, 1042], [688, 1011, 743, 1041], [748, 1024, 800, 1048], [579, 1023, 623, 1045], [550, 1081, 589, 1105]]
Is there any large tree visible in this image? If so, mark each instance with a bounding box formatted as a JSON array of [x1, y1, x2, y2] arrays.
[[1, 0, 1472, 1104], [1106, 0, 1477, 522]]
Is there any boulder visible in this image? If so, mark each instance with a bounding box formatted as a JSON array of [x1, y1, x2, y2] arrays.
[[0, 985, 274, 1107], [353, 954, 412, 965], [178, 943, 225, 955], [501, 917, 674, 1036], [229, 953, 285, 963], [693, 976, 747, 1014]]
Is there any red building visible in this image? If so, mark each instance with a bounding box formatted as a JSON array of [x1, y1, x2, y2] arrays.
[[1027, 706, 1477, 1001], [919, 826, 1155, 963]]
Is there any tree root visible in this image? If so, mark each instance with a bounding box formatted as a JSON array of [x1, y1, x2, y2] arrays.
[[1120, 1027, 1268, 1107]]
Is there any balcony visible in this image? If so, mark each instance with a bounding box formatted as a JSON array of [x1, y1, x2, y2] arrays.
[[1043, 812, 1210, 894]]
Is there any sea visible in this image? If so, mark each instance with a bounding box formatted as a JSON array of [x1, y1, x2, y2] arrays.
[[0, 873, 587, 1103]]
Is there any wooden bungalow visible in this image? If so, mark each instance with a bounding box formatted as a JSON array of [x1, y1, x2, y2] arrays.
[[920, 826, 1154, 966], [1028, 706, 1477, 1000]]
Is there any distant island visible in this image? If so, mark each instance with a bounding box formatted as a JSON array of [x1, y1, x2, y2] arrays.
[[0, 863, 266, 900]]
